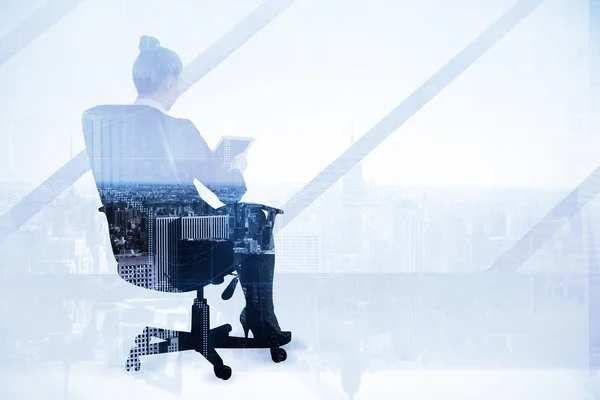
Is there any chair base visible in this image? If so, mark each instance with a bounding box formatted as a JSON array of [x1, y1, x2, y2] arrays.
[[125, 297, 290, 379]]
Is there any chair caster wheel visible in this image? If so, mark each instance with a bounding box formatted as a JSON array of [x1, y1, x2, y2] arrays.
[[270, 348, 287, 363], [214, 365, 232, 380], [126, 356, 140, 372]]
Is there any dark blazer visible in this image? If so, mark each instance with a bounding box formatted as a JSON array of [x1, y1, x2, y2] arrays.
[[82, 104, 246, 203]]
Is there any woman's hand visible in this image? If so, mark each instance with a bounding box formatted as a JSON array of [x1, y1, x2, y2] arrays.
[[230, 153, 248, 173]]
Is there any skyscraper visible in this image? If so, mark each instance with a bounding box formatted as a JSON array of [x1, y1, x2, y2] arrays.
[[343, 134, 364, 204], [391, 199, 427, 272], [117, 255, 156, 289], [488, 204, 508, 238], [154, 215, 229, 291], [275, 228, 322, 273], [341, 134, 365, 256]]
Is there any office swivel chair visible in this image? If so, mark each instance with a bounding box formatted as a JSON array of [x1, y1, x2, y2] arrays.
[[82, 105, 291, 380]]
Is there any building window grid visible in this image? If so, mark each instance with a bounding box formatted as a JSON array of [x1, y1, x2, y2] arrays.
[[276, 232, 321, 272]]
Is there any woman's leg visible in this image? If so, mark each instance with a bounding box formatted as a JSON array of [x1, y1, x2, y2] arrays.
[[238, 253, 291, 346]]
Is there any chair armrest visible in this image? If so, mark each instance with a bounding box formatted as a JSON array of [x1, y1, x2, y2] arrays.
[[260, 205, 284, 215], [238, 202, 284, 216]]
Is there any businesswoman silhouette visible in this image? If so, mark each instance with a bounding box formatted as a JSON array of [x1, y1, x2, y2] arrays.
[[84, 35, 289, 348]]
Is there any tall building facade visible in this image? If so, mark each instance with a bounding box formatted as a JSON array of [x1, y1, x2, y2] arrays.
[[341, 134, 365, 257], [117, 256, 156, 289], [391, 200, 427, 272], [154, 216, 229, 291], [275, 229, 322, 273], [488, 204, 508, 238], [342, 134, 364, 204], [154, 216, 178, 290]]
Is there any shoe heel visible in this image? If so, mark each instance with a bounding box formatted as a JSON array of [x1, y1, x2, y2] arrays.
[[242, 325, 250, 339]]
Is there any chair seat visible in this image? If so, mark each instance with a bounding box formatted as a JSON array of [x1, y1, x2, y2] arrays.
[[170, 239, 235, 292], [98, 201, 282, 292]]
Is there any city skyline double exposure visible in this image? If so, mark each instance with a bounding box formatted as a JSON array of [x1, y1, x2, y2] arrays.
[[0, 0, 597, 399]]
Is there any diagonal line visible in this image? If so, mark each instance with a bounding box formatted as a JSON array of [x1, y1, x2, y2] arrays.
[[275, 0, 544, 232], [180, 0, 298, 95], [0, 0, 298, 244], [0, 151, 90, 240], [487, 167, 600, 272], [0, 0, 87, 67]]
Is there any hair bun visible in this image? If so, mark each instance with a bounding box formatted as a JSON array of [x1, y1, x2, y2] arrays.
[[139, 35, 160, 51]]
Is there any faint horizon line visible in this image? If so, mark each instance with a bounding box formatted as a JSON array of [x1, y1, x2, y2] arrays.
[[0, 179, 584, 193]]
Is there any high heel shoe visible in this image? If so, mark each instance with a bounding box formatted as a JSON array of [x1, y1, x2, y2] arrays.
[[240, 307, 291, 346], [238, 254, 292, 347]]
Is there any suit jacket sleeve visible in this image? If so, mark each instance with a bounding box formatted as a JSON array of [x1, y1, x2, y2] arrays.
[[171, 118, 247, 203]]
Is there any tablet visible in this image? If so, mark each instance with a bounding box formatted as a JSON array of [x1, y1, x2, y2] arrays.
[[212, 136, 255, 164]]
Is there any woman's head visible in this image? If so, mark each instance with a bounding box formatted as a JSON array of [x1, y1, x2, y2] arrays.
[[132, 35, 183, 111]]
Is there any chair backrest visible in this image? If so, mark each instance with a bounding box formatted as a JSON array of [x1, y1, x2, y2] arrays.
[[82, 105, 230, 292]]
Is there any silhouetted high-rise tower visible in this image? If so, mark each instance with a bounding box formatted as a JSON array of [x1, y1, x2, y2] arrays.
[[341, 134, 365, 259], [343, 134, 364, 205]]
